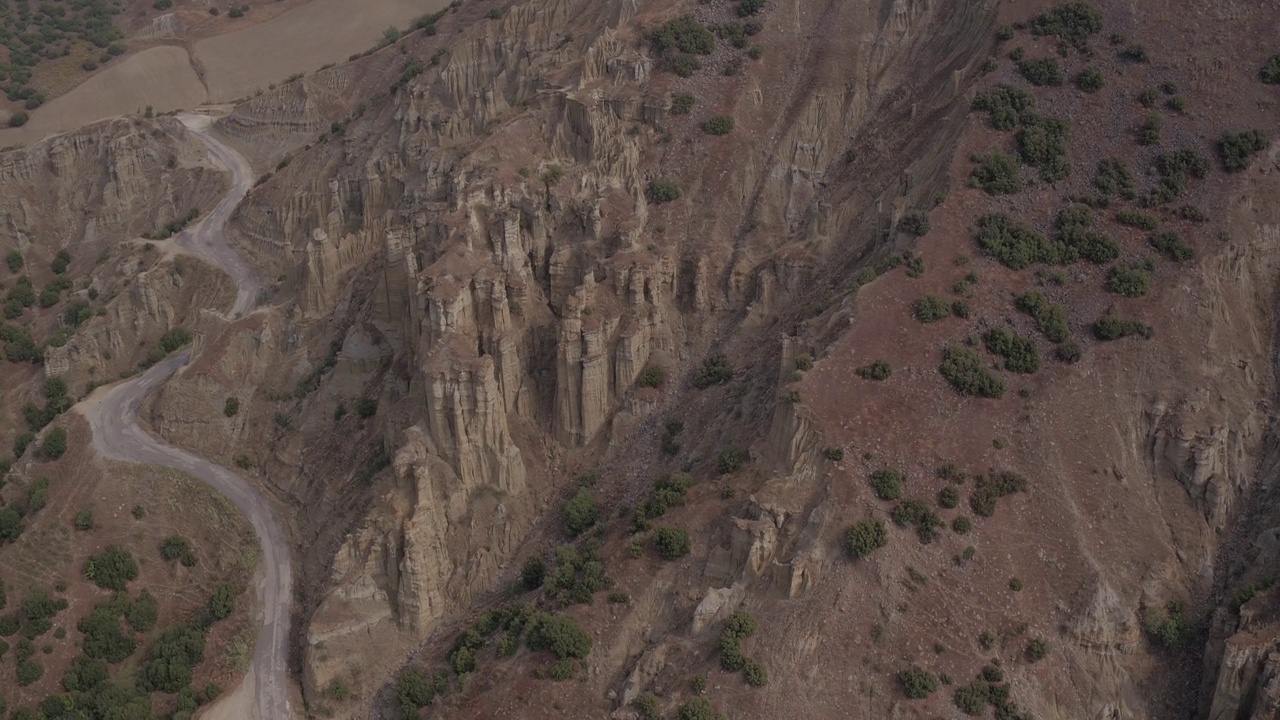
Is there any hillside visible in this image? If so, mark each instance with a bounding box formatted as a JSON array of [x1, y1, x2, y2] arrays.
[[0, 0, 1279, 718]]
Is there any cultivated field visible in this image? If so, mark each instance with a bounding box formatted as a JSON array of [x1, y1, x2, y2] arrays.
[[0, 0, 444, 146]]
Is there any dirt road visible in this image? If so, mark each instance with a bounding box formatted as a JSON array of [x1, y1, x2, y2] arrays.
[[80, 118, 294, 719]]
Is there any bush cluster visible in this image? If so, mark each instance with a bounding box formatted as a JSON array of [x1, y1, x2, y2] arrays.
[[1219, 130, 1268, 172], [1013, 291, 1069, 343], [563, 489, 598, 537], [1105, 264, 1150, 298], [1092, 313, 1152, 341], [870, 468, 904, 500], [1029, 1, 1104, 49], [899, 212, 930, 237], [970, 152, 1022, 195], [971, 85, 1037, 131], [969, 471, 1028, 517], [633, 472, 693, 531], [1018, 57, 1063, 86], [693, 353, 733, 388], [546, 541, 612, 605], [1142, 601, 1192, 647], [856, 360, 891, 380], [1147, 147, 1209, 205], [717, 610, 766, 685], [702, 116, 735, 135], [843, 518, 888, 559], [983, 328, 1040, 373], [899, 665, 940, 699], [655, 527, 691, 559], [912, 295, 950, 323], [1262, 55, 1280, 84], [939, 345, 1004, 398], [83, 545, 138, 591], [1016, 115, 1070, 182], [1076, 66, 1104, 92], [1093, 158, 1134, 199], [649, 16, 714, 75], [891, 498, 943, 543]]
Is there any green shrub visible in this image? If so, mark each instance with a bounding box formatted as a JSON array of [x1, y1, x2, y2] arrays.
[[1027, 637, 1049, 661], [78, 596, 136, 662], [1016, 115, 1070, 181], [892, 499, 943, 543], [913, 295, 950, 323], [671, 92, 696, 114], [1261, 55, 1280, 84], [870, 468, 904, 500], [158, 328, 192, 354], [1156, 148, 1210, 179], [969, 471, 1028, 517], [26, 476, 48, 512], [1075, 66, 1104, 91], [637, 472, 693, 522], [822, 447, 844, 461], [971, 85, 1037, 130], [4, 251, 22, 272], [161, 535, 197, 566], [83, 545, 138, 591], [973, 214, 1054, 269], [671, 54, 701, 77], [677, 698, 726, 720], [702, 116, 735, 135], [899, 212, 930, 237], [1056, 205, 1118, 263], [355, 397, 378, 418], [1178, 204, 1209, 222], [939, 486, 960, 509], [1149, 231, 1192, 261], [1029, 2, 1103, 49], [1105, 264, 1150, 297], [9, 112, 29, 128], [1094, 158, 1134, 198], [1115, 210, 1157, 230], [983, 328, 1039, 373], [521, 556, 547, 590], [649, 179, 681, 203], [1219, 130, 1268, 172], [1167, 95, 1187, 113], [649, 16, 715, 55], [856, 360, 891, 380], [74, 507, 94, 531], [223, 397, 240, 417], [1119, 43, 1148, 62], [1018, 57, 1063, 86], [1137, 113, 1161, 146], [1142, 601, 1191, 647], [939, 346, 1004, 398], [843, 519, 888, 559], [899, 666, 940, 699], [952, 515, 973, 533], [709, 444, 743, 475], [1013, 291, 1069, 343], [51, 249, 71, 275], [563, 489, 598, 536], [970, 152, 1023, 194], [693, 353, 733, 388], [396, 667, 446, 717], [526, 613, 592, 659], [655, 527, 691, 559], [127, 590, 158, 632], [1092, 313, 1150, 340], [40, 427, 67, 459]]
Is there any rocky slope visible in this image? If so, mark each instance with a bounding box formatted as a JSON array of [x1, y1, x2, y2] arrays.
[[6, 0, 1280, 717]]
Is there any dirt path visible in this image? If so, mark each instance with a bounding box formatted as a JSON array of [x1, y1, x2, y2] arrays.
[[78, 118, 294, 719]]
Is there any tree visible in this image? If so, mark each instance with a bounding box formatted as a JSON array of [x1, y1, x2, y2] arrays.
[[843, 519, 888, 559], [41, 427, 67, 459], [83, 545, 138, 591], [521, 557, 546, 590], [562, 489, 598, 536], [209, 585, 236, 620], [655, 527, 690, 559]]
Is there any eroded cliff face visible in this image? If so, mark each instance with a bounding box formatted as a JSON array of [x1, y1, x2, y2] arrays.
[[138, 0, 999, 711]]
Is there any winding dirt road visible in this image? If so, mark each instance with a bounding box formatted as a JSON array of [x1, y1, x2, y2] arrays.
[[82, 116, 293, 719]]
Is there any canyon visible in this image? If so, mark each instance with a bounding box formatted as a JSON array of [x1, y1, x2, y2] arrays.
[[1, 0, 1280, 718]]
